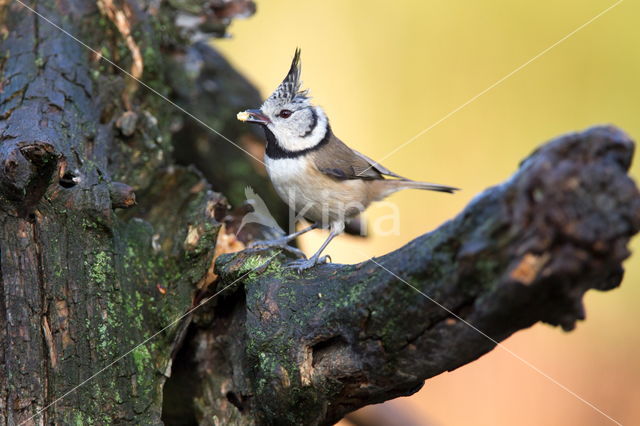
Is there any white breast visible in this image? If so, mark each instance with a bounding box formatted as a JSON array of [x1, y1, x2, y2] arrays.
[[264, 155, 368, 225], [264, 156, 307, 190], [264, 156, 309, 204], [266, 155, 330, 222]]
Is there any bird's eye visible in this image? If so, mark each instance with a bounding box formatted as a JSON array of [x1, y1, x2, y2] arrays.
[[278, 109, 293, 119]]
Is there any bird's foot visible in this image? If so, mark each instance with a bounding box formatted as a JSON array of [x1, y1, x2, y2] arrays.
[[248, 238, 306, 258], [287, 255, 331, 272]]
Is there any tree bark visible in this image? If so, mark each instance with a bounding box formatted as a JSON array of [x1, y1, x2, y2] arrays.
[[0, 0, 245, 423], [205, 125, 639, 425], [0, 1, 638, 426]]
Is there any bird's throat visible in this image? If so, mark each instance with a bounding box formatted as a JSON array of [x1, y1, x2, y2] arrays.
[[263, 125, 331, 160]]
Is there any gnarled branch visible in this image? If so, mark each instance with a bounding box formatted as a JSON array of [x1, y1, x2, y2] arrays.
[[202, 125, 639, 425]]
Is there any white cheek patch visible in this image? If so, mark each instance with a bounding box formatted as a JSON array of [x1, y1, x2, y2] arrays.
[[270, 108, 328, 152]]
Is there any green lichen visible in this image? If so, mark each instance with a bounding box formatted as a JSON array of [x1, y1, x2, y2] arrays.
[[97, 323, 109, 352], [241, 252, 297, 282], [73, 411, 87, 426], [87, 251, 112, 285], [132, 345, 152, 375]]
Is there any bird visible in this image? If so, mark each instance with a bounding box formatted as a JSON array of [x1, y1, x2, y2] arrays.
[[237, 48, 458, 271]]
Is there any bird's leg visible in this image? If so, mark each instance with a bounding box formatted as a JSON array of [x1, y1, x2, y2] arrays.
[[288, 222, 343, 271], [248, 223, 319, 257]]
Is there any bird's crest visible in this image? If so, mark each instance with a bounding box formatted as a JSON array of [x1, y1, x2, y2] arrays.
[[265, 48, 309, 105]]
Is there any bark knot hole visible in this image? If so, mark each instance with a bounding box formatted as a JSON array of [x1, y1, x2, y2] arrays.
[[59, 171, 77, 188], [226, 391, 245, 412], [311, 335, 348, 368]]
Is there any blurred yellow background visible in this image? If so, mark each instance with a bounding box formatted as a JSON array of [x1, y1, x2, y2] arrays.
[[215, 0, 640, 424]]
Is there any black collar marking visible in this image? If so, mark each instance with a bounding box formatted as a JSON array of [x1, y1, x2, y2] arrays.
[[263, 124, 331, 159]]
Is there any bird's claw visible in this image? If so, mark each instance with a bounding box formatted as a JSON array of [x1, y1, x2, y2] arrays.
[[287, 255, 330, 272]]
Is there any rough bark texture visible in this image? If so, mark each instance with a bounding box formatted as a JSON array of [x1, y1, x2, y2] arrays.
[[206, 125, 639, 425], [0, 1, 638, 426], [0, 0, 258, 424]]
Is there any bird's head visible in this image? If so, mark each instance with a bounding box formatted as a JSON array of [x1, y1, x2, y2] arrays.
[[237, 48, 328, 152]]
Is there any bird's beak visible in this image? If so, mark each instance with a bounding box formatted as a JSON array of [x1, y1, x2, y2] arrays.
[[237, 109, 270, 125]]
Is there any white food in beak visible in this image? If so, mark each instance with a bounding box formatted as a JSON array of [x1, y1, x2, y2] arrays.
[[237, 111, 251, 122]]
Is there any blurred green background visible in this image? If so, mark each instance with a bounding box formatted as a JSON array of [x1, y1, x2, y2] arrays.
[[214, 0, 639, 424]]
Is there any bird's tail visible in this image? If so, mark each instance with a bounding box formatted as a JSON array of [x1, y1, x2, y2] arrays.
[[377, 179, 459, 199]]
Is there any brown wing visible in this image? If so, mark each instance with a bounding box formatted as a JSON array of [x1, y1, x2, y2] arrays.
[[351, 149, 407, 179], [311, 132, 407, 181]]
